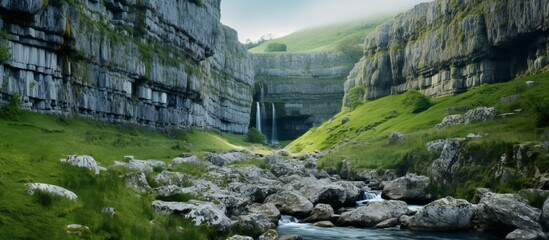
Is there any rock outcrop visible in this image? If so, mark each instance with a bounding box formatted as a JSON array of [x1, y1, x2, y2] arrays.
[[25, 183, 77, 200], [344, 0, 549, 104], [381, 173, 432, 203], [251, 52, 357, 140], [337, 200, 408, 227], [0, 0, 254, 133], [401, 197, 474, 231]]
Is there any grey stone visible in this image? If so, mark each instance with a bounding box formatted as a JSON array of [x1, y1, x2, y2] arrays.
[[374, 218, 398, 228], [258, 229, 278, 240], [65, 224, 91, 236], [226, 235, 254, 240], [381, 173, 431, 203], [264, 190, 313, 218], [152, 200, 231, 232], [25, 183, 77, 200], [248, 203, 280, 224], [402, 197, 474, 231], [313, 221, 335, 228], [232, 214, 276, 238], [303, 204, 334, 223], [505, 229, 544, 240], [61, 155, 105, 175], [337, 200, 408, 227], [388, 132, 406, 144]]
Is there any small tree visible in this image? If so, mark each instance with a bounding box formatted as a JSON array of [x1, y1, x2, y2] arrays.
[[348, 86, 365, 110], [0, 94, 22, 120], [265, 43, 287, 52], [246, 128, 266, 144], [402, 89, 432, 113]]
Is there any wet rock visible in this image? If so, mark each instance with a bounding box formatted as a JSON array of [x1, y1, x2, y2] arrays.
[[505, 228, 544, 240], [381, 173, 431, 203], [61, 155, 105, 175], [313, 221, 335, 228], [25, 183, 77, 200], [337, 200, 408, 227], [475, 189, 543, 233], [334, 181, 361, 206], [374, 218, 398, 228], [258, 229, 278, 240], [303, 204, 334, 223], [299, 179, 347, 209], [264, 190, 313, 218], [402, 197, 474, 231], [232, 214, 276, 238], [540, 196, 549, 230], [248, 203, 280, 224]]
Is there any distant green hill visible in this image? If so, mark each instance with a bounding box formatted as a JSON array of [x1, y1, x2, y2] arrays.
[[248, 16, 391, 53]]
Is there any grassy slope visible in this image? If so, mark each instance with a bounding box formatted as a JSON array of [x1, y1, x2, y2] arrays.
[[0, 112, 263, 239], [287, 72, 549, 196], [248, 16, 391, 53]]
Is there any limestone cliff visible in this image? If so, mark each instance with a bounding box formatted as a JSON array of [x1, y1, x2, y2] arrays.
[[0, 0, 254, 133], [344, 0, 549, 104], [251, 52, 355, 140]]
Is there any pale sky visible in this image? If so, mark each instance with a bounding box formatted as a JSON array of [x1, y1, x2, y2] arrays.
[[221, 0, 432, 42]]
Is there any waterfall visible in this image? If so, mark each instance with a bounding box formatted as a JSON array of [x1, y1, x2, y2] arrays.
[[356, 190, 383, 205], [256, 102, 262, 132], [271, 103, 278, 144], [259, 84, 266, 136]]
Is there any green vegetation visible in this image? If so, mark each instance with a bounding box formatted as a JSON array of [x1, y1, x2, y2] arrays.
[[335, 36, 363, 62], [402, 89, 432, 113], [265, 43, 287, 52], [0, 111, 264, 239], [347, 86, 365, 110], [249, 16, 391, 53], [246, 128, 266, 144], [287, 71, 549, 199], [0, 94, 22, 120], [0, 30, 11, 62]]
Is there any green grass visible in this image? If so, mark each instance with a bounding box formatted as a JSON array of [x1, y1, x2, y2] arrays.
[[0, 112, 260, 239], [249, 16, 391, 53], [287, 71, 549, 199]]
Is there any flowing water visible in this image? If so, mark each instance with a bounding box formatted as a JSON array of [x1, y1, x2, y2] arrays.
[[271, 103, 278, 144], [256, 102, 262, 132], [277, 216, 499, 240], [277, 191, 498, 240]]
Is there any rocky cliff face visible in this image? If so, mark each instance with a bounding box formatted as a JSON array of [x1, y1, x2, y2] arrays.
[[0, 0, 254, 133], [344, 0, 549, 104], [251, 52, 355, 140]]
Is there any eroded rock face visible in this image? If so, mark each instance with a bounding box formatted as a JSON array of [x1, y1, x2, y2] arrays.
[[337, 200, 408, 227], [344, 0, 549, 104], [0, 0, 253, 133], [381, 173, 431, 203], [402, 197, 474, 231]]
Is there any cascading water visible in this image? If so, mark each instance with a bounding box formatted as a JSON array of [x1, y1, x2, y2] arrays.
[[271, 103, 278, 144], [256, 102, 262, 132], [356, 190, 383, 205]]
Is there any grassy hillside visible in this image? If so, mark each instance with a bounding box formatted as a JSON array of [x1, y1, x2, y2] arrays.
[[0, 112, 265, 239], [287, 72, 549, 198], [248, 16, 391, 53]]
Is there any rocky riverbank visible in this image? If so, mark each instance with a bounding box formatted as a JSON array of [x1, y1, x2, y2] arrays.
[[30, 151, 549, 239]]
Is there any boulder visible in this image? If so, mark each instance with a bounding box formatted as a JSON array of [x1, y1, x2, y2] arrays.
[[232, 214, 276, 238], [505, 228, 544, 240], [303, 204, 334, 223], [61, 155, 105, 175], [429, 139, 461, 181], [258, 229, 278, 240], [207, 151, 252, 167], [124, 159, 166, 173], [381, 173, 431, 203], [374, 218, 398, 228], [278, 235, 303, 240], [152, 200, 231, 232], [313, 221, 335, 227], [476, 190, 543, 233], [124, 173, 151, 193], [388, 132, 406, 144], [299, 180, 347, 209], [402, 197, 474, 231], [541, 196, 549, 230], [337, 200, 408, 227], [264, 190, 313, 217], [334, 181, 361, 206], [226, 235, 254, 240], [265, 155, 294, 177], [425, 139, 446, 153], [248, 203, 280, 224], [464, 107, 496, 124], [25, 183, 77, 200], [154, 171, 190, 187], [171, 155, 202, 166], [339, 160, 353, 179], [65, 224, 91, 236], [435, 114, 464, 129]]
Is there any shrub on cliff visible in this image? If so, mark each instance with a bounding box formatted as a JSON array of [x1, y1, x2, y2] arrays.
[[0, 94, 22, 120], [246, 128, 266, 144], [335, 36, 363, 62], [265, 43, 287, 52], [402, 90, 432, 113], [348, 86, 365, 110]]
